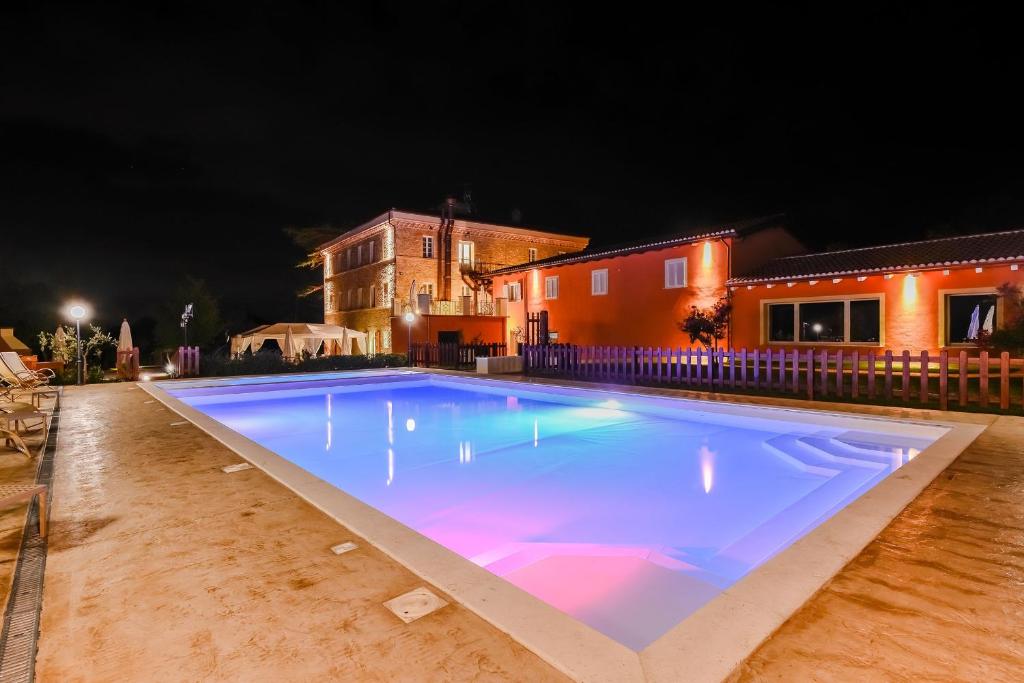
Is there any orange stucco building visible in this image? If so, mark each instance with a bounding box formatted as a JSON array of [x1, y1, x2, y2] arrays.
[[490, 217, 803, 349], [728, 229, 1024, 354]]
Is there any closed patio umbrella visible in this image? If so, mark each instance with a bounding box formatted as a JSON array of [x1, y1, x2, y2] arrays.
[[982, 305, 995, 334], [409, 279, 416, 313], [117, 319, 133, 352], [967, 305, 981, 340], [340, 327, 349, 355], [283, 325, 298, 359], [53, 325, 66, 362]]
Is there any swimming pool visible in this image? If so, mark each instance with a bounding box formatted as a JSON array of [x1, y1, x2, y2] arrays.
[[158, 372, 948, 652]]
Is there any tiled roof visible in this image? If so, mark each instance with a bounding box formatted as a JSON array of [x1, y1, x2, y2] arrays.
[[728, 228, 1024, 284], [491, 215, 785, 275]]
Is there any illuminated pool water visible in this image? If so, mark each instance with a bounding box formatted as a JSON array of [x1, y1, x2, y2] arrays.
[[168, 374, 942, 649]]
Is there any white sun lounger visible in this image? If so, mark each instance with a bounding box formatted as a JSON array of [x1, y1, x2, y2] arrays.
[[0, 351, 56, 386]]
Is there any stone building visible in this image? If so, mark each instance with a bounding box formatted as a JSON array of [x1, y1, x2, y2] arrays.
[[318, 207, 588, 352]]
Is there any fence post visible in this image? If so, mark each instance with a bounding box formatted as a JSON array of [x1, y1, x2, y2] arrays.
[[819, 350, 828, 397], [685, 348, 692, 385], [753, 349, 760, 389], [978, 352, 987, 405], [919, 350, 930, 404], [729, 349, 737, 388], [959, 350, 968, 407], [1000, 352, 1010, 410], [716, 348, 725, 388], [776, 348, 783, 390], [791, 349, 799, 394], [884, 351, 893, 400], [979, 350, 990, 408], [676, 347, 683, 384], [867, 352, 876, 398], [765, 348, 772, 390], [630, 347, 637, 385], [806, 349, 814, 400], [740, 348, 747, 388], [901, 350, 911, 402], [851, 351, 859, 399], [835, 350, 844, 398], [939, 350, 948, 410]]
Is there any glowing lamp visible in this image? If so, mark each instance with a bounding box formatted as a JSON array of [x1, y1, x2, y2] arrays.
[[902, 273, 918, 304], [812, 323, 823, 333]]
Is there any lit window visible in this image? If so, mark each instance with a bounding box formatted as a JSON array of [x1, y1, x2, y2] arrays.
[[528, 248, 537, 262], [458, 241, 473, 265], [357, 244, 363, 265], [506, 282, 522, 302], [422, 236, 434, 258], [346, 249, 352, 269], [946, 293, 997, 345], [368, 240, 374, 263], [799, 302, 844, 342], [357, 287, 363, 308], [766, 297, 882, 344], [346, 289, 352, 309], [369, 286, 376, 308], [421, 283, 434, 296], [591, 268, 608, 295], [545, 276, 559, 300], [664, 258, 687, 289]]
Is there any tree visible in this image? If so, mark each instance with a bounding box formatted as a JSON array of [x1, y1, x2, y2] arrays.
[[679, 297, 732, 350], [155, 277, 225, 352], [285, 224, 339, 303], [988, 282, 1024, 353]]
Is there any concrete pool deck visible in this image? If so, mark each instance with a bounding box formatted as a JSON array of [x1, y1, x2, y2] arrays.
[[6, 378, 1023, 680]]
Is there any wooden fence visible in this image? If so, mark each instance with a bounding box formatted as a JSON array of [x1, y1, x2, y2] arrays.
[[175, 346, 201, 378], [410, 342, 507, 369], [522, 344, 1024, 412]]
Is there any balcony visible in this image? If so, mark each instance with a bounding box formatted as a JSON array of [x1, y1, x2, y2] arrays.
[[392, 296, 507, 317]]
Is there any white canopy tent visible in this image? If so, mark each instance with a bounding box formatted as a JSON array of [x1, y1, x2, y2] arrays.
[[232, 323, 368, 357]]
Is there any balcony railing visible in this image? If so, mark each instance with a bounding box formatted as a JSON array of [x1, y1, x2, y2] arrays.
[[392, 297, 506, 317], [459, 260, 509, 276]]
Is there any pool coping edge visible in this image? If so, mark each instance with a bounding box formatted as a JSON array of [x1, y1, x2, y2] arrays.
[[140, 372, 988, 683]]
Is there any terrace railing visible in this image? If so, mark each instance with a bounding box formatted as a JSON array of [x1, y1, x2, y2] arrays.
[[522, 344, 1024, 413], [411, 342, 507, 369]]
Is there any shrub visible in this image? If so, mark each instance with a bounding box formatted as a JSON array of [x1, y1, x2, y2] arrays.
[[199, 352, 408, 377]]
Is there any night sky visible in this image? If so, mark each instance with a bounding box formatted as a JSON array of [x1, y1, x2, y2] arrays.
[[2, 3, 1022, 344]]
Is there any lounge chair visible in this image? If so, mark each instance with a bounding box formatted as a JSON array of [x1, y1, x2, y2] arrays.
[[0, 351, 56, 386], [0, 355, 60, 408], [1, 377, 59, 409], [1, 425, 35, 458], [0, 395, 47, 450], [0, 484, 48, 538]]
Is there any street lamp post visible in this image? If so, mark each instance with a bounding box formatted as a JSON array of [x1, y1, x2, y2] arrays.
[[404, 310, 415, 366], [68, 304, 87, 385]]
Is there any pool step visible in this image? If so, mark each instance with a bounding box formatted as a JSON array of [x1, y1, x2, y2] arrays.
[[764, 433, 890, 475], [832, 430, 932, 457], [763, 436, 841, 476], [797, 436, 894, 468]]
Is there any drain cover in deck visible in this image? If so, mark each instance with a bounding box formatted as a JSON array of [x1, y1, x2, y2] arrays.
[[382, 587, 448, 623]]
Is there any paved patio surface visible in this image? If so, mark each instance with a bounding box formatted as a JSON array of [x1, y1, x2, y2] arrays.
[[15, 379, 1024, 681], [33, 383, 564, 682]]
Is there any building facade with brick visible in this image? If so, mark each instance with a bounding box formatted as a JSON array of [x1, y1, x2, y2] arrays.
[[318, 208, 588, 352]]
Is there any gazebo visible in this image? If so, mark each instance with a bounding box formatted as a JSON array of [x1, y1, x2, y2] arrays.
[[230, 323, 368, 357]]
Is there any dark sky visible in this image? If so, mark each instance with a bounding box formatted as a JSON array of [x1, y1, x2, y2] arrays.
[[3, 2, 1023, 337]]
